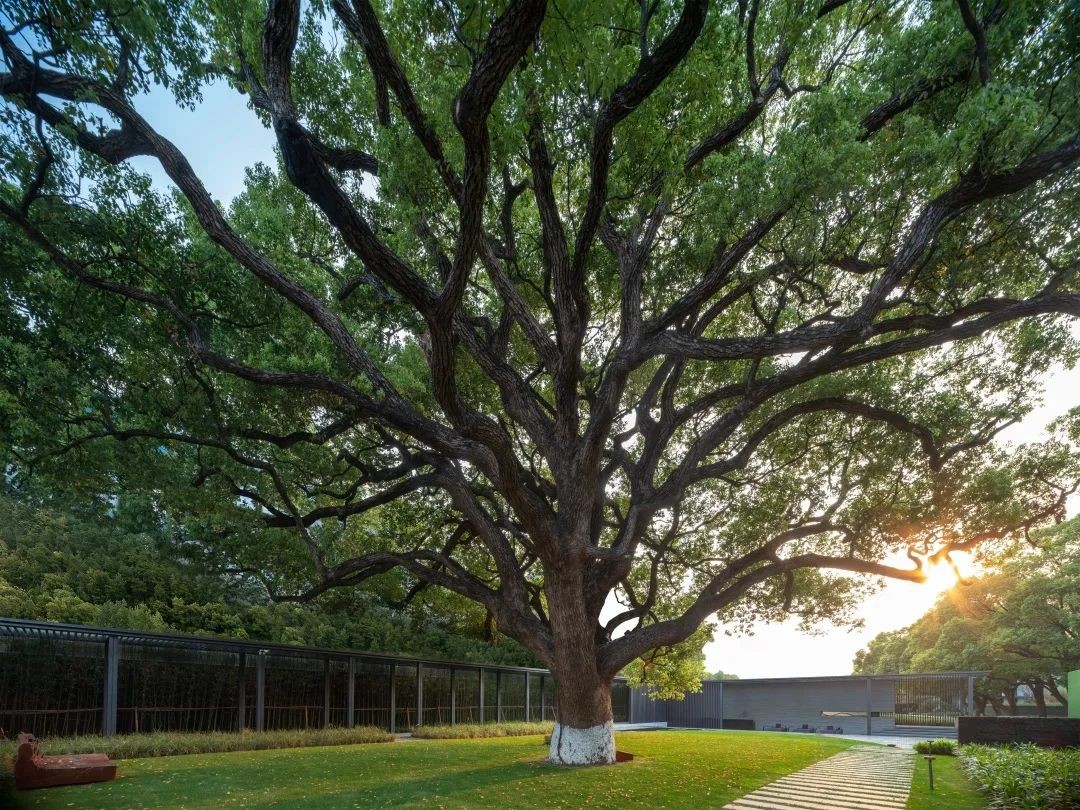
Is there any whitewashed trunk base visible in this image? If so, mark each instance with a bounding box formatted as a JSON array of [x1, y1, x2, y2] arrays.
[[547, 720, 616, 765]]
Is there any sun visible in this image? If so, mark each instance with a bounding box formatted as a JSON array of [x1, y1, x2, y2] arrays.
[[920, 551, 977, 595], [856, 549, 983, 630], [922, 560, 960, 594]]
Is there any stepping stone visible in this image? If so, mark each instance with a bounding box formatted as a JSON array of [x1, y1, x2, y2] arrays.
[[724, 748, 914, 809]]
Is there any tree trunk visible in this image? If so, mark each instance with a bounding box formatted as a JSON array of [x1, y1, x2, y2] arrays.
[[544, 567, 616, 765], [1032, 680, 1047, 717], [1044, 675, 1067, 707], [548, 664, 615, 765]]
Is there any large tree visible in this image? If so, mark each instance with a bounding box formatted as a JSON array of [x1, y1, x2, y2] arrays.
[[1, 0, 1078, 763]]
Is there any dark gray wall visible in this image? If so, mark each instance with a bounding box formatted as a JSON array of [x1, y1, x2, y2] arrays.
[[629, 686, 666, 723], [958, 716, 1080, 748], [664, 681, 725, 728], [722, 679, 896, 733], [628, 677, 956, 733]]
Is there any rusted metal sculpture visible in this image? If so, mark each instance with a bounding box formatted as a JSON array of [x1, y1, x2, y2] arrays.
[[13, 733, 117, 790]]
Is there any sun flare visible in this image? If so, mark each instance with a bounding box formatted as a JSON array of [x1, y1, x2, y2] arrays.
[[922, 560, 959, 593], [920, 551, 977, 595], [854, 549, 985, 630]]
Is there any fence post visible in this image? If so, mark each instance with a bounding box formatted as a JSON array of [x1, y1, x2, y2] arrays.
[[416, 663, 423, 728], [718, 679, 724, 729], [496, 671, 503, 722], [102, 637, 119, 736], [524, 673, 531, 722], [255, 651, 266, 732], [238, 651, 247, 731], [540, 675, 545, 721], [450, 667, 457, 725], [478, 668, 485, 724], [323, 657, 332, 728], [389, 664, 396, 733], [347, 657, 356, 729], [865, 677, 872, 735], [967, 675, 974, 717]]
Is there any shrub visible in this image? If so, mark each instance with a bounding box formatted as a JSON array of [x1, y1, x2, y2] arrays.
[[914, 738, 956, 756], [959, 743, 1080, 809], [410, 721, 553, 739]]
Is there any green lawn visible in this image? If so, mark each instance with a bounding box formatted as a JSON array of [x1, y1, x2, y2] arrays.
[[907, 754, 986, 809], [10, 730, 857, 809]]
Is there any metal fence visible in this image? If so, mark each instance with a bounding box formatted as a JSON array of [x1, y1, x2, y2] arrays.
[[893, 673, 971, 727], [0, 619, 630, 738]]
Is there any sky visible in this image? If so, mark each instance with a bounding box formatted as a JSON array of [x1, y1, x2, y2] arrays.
[[129, 80, 276, 205], [114, 78, 1079, 679], [702, 359, 1080, 679]]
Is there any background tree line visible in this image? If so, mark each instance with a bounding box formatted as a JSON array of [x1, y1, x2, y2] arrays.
[[0, 488, 535, 666], [854, 515, 1079, 716]]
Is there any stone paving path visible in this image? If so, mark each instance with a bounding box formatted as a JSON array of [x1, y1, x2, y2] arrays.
[[724, 745, 915, 809]]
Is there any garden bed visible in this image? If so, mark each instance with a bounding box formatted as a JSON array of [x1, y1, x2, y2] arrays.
[[959, 743, 1079, 809]]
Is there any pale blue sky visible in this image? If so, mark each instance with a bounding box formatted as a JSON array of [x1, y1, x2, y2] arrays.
[[127, 79, 1078, 679], [130, 80, 277, 204]]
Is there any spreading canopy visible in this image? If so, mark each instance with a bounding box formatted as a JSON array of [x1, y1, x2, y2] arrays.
[[1, 0, 1079, 701]]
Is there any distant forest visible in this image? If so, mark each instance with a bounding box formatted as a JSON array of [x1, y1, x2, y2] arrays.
[[0, 490, 535, 666]]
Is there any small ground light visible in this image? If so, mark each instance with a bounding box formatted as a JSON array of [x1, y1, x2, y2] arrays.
[[923, 755, 936, 790]]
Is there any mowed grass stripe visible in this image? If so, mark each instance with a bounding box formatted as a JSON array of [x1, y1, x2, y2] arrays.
[[798, 767, 911, 781], [743, 791, 904, 810], [770, 777, 909, 801], [753, 783, 908, 810], [765, 778, 910, 803], [797, 770, 911, 783], [724, 749, 914, 810]]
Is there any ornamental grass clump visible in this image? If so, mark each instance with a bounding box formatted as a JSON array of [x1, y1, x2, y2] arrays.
[[0, 725, 392, 765], [914, 738, 956, 755], [959, 743, 1080, 809], [410, 722, 553, 739]]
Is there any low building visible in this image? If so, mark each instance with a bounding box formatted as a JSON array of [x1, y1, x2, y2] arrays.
[[632, 672, 989, 737]]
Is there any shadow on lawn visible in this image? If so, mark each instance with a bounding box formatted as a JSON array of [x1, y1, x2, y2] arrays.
[[333, 755, 644, 807], [8, 743, 646, 809]]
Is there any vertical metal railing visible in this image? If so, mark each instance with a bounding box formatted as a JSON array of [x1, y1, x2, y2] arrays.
[[894, 675, 967, 726], [0, 618, 634, 737]]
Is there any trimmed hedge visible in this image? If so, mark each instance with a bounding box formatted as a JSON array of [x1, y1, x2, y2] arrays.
[[410, 721, 553, 739], [914, 738, 957, 756], [960, 743, 1080, 809]]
